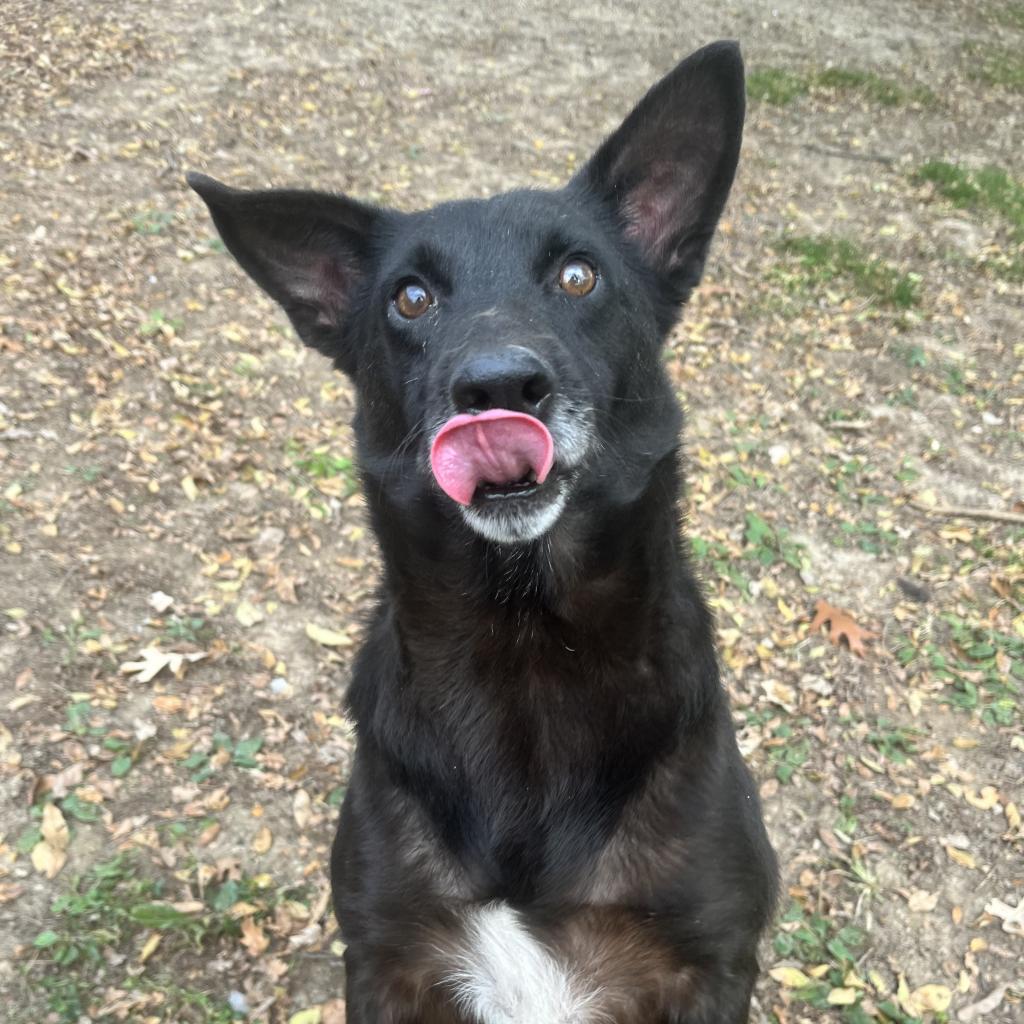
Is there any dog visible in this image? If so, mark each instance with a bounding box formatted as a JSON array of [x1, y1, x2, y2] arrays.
[[190, 39, 777, 1023]]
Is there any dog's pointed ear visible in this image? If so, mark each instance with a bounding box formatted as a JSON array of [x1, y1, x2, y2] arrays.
[[572, 41, 745, 302], [187, 173, 378, 368]]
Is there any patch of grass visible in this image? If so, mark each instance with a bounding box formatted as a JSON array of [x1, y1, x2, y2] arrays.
[[293, 448, 356, 484], [834, 792, 859, 836], [41, 616, 101, 667], [131, 210, 174, 236], [773, 235, 920, 309], [747, 65, 934, 106], [747, 68, 809, 105], [743, 512, 807, 573], [163, 614, 211, 645], [938, 617, 1022, 726], [867, 717, 920, 762], [966, 43, 1024, 91], [814, 66, 934, 106], [691, 536, 752, 597], [915, 160, 1024, 241], [140, 309, 183, 337], [181, 731, 263, 782], [764, 719, 812, 784], [833, 519, 901, 555], [772, 901, 882, 1022], [29, 853, 286, 1023]]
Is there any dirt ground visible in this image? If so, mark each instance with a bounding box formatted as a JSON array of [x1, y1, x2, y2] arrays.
[[1, 1, 1022, 1022]]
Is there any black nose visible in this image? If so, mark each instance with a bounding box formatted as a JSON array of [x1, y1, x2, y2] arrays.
[[451, 347, 555, 416]]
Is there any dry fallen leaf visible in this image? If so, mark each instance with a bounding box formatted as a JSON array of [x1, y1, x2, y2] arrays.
[[41, 803, 69, 850], [236, 600, 265, 627], [120, 648, 206, 683], [907, 889, 939, 913], [909, 984, 952, 1015], [31, 840, 67, 879], [252, 826, 273, 854], [945, 845, 977, 870], [321, 1000, 347, 1024], [770, 966, 812, 988], [240, 916, 270, 956], [827, 988, 858, 1005], [293, 788, 312, 830], [305, 623, 352, 647], [139, 932, 162, 963], [808, 600, 876, 657], [984, 896, 1024, 936]]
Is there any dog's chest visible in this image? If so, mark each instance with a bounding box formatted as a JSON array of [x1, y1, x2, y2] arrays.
[[434, 901, 690, 1023]]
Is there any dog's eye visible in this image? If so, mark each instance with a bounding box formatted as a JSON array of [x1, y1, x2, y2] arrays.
[[559, 258, 597, 297], [394, 280, 433, 319]]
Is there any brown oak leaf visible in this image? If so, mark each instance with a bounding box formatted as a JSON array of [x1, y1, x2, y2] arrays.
[[809, 600, 876, 657]]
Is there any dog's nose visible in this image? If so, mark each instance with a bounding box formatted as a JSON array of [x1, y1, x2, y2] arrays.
[[451, 348, 554, 416]]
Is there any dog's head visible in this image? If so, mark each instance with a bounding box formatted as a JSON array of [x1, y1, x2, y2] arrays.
[[190, 42, 744, 546]]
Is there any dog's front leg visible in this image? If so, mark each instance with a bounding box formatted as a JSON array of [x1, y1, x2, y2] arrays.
[[670, 953, 759, 1024]]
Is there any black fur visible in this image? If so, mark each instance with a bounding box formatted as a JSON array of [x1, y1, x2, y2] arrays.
[[191, 40, 777, 1023]]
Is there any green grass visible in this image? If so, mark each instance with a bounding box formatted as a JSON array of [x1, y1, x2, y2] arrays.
[[773, 235, 921, 309], [814, 66, 934, 106], [28, 853, 289, 1024], [765, 720, 812, 784], [966, 43, 1024, 91], [915, 161, 1024, 241], [747, 66, 934, 106], [131, 210, 174, 236], [867, 717, 920, 763], [747, 68, 810, 105]]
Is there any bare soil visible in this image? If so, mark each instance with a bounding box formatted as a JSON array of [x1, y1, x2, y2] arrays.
[[1, 1, 1021, 1022]]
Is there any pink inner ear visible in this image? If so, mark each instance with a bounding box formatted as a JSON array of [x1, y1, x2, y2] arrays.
[[271, 248, 351, 327], [620, 158, 703, 269]]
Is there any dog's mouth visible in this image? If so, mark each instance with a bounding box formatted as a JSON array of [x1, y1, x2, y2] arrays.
[[430, 410, 555, 508]]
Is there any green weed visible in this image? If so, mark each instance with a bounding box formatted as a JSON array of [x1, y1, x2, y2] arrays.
[[773, 235, 920, 309], [743, 512, 806, 573], [965, 44, 1024, 91], [747, 68, 809, 105], [867, 717, 920, 762], [765, 720, 812, 784], [916, 161, 1024, 240], [747, 66, 933, 106], [131, 210, 174, 236], [29, 853, 287, 1023]]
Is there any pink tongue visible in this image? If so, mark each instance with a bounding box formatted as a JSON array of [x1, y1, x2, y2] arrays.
[[430, 409, 555, 506]]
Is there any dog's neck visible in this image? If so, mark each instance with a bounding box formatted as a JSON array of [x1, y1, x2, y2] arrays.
[[373, 451, 686, 654]]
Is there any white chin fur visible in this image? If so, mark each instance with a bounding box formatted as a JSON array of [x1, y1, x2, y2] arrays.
[[461, 487, 567, 545]]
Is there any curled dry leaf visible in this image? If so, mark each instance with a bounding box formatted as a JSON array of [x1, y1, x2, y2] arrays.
[[984, 896, 1024, 936], [808, 599, 876, 657], [31, 840, 67, 879], [305, 623, 352, 647], [293, 788, 312, 830], [907, 889, 939, 913], [909, 984, 952, 1015], [252, 826, 273, 854], [239, 916, 270, 956], [120, 648, 206, 683], [41, 803, 70, 850]]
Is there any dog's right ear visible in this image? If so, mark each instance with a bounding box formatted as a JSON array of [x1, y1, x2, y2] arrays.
[[187, 173, 378, 369]]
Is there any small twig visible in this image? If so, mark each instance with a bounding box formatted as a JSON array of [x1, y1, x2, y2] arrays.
[[801, 143, 896, 165], [911, 500, 1024, 526], [827, 419, 872, 432]]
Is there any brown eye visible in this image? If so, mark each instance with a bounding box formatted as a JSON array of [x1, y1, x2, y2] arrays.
[[394, 280, 433, 319], [559, 258, 597, 297]]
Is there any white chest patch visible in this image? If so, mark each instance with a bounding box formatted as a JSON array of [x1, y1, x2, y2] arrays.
[[444, 903, 605, 1024]]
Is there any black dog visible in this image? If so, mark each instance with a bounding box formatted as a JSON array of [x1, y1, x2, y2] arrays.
[[191, 40, 777, 1023]]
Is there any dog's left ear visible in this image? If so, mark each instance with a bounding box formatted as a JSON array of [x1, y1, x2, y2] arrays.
[[572, 41, 745, 301]]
